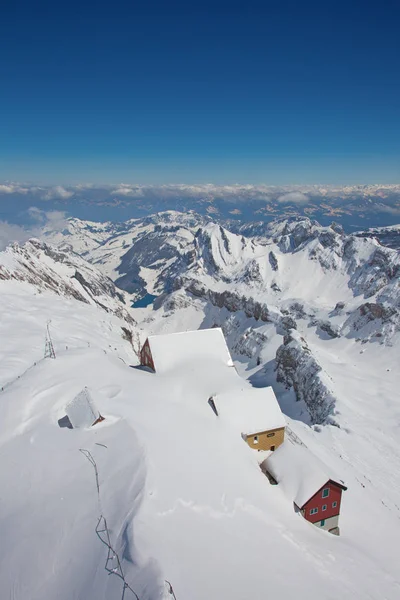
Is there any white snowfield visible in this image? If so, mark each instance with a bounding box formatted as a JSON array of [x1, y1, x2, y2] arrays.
[[1, 256, 400, 597], [1, 282, 400, 600]]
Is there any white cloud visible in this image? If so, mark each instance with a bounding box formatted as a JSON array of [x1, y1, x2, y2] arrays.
[[0, 208, 69, 251], [110, 185, 145, 196], [276, 192, 309, 204], [0, 221, 38, 251], [375, 204, 400, 215], [42, 186, 73, 200], [0, 184, 29, 194], [28, 207, 68, 230], [44, 210, 68, 230], [0, 185, 17, 194], [27, 206, 46, 223]]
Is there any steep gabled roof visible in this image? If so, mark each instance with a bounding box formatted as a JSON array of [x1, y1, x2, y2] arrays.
[[65, 387, 101, 429], [263, 440, 347, 509], [213, 386, 286, 435], [146, 328, 233, 375]]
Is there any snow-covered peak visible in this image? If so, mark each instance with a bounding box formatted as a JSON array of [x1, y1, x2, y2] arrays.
[[193, 223, 251, 276]]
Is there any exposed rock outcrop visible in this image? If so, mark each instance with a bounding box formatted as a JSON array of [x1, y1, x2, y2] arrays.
[[342, 302, 399, 344], [310, 319, 341, 339], [275, 330, 337, 424], [268, 251, 278, 271]]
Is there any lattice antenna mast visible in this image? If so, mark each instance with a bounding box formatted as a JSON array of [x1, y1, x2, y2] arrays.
[[44, 320, 56, 359]]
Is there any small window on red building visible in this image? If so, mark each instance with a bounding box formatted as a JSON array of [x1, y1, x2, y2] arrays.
[[310, 508, 318, 515], [322, 504, 327, 511], [322, 488, 330, 498], [332, 501, 337, 508]]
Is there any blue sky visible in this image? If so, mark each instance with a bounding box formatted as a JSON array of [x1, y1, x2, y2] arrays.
[[1, 0, 399, 184]]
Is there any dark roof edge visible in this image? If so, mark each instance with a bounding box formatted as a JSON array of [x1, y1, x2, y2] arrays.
[[299, 478, 348, 509]]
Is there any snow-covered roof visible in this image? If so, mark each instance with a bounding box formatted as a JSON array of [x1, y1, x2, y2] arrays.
[[65, 387, 100, 428], [147, 327, 233, 374], [213, 386, 286, 435], [263, 441, 346, 508]]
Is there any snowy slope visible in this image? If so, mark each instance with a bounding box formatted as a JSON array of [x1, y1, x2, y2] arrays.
[[1, 280, 400, 600], [0, 238, 134, 324], [2, 212, 400, 599]]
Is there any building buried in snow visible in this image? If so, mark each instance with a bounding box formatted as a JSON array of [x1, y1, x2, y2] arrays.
[[140, 328, 234, 374], [261, 441, 347, 535], [65, 387, 104, 428], [211, 386, 286, 452]]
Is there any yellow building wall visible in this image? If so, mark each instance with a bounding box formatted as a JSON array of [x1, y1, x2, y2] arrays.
[[246, 427, 285, 451]]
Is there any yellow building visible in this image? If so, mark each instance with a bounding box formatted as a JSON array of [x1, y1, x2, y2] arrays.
[[210, 386, 285, 452], [244, 426, 285, 452]]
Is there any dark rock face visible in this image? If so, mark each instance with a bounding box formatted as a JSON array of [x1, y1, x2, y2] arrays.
[[311, 319, 341, 338], [175, 277, 273, 323], [359, 302, 395, 321], [349, 246, 400, 299], [219, 226, 231, 253], [243, 259, 263, 284], [289, 302, 307, 319], [330, 222, 344, 235], [278, 220, 318, 252], [72, 270, 125, 303], [268, 251, 279, 271], [275, 331, 337, 424], [334, 301, 345, 312], [279, 316, 297, 334], [231, 327, 268, 359], [342, 302, 399, 343], [194, 228, 221, 275]]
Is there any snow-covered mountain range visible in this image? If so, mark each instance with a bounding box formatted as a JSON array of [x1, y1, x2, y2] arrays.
[[1, 211, 400, 599], [42, 211, 400, 423]]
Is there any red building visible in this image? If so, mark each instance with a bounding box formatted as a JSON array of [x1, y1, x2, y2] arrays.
[[297, 479, 347, 533], [262, 440, 347, 535], [140, 339, 155, 371]]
